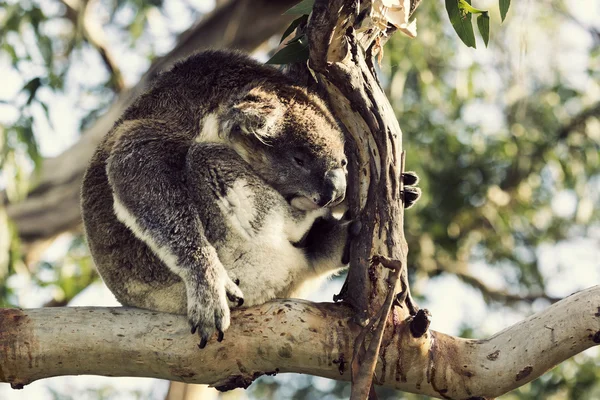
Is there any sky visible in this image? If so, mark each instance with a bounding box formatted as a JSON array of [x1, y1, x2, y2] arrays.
[[0, 0, 599, 398]]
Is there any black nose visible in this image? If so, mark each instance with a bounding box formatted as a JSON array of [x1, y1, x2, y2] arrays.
[[318, 168, 346, 207]]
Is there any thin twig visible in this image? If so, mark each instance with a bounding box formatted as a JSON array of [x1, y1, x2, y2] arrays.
[[452, 270, 561, 304]]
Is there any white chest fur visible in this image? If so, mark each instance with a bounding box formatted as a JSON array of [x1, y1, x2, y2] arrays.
[[215, 179, 327, 306]]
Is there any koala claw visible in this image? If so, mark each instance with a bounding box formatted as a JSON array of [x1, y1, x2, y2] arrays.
[[187, 272, 244, 350], [402, 171, 419, 186], [402, 171, 421, 209], [226, 277, 244, 307], [227, 292, 244, 307], [403, 186, 422, 209]]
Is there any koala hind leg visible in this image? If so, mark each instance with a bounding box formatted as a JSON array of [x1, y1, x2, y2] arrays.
[[106, 119, 243, 345]]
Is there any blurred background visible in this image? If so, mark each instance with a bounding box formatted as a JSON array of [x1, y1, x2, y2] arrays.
[[0, 0, 599, 399]]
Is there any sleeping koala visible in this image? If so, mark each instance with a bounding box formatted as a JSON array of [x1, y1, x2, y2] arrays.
[[81, 50, 351, 347], [82, 50, 420, 348]]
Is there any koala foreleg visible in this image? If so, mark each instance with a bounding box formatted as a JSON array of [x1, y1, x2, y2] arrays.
[[106, 119, 243, 348]]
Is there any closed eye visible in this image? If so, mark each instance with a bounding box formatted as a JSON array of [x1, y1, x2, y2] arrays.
[[294, 157, 305, 167]]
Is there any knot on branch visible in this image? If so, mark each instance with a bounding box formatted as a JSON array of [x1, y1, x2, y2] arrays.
[[409, 308, 431, 338], [214, 369, 279, 392]]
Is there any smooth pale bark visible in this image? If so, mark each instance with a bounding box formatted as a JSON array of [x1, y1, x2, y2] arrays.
[[1, 286, 599, 398], [5, 0, 298, 246]]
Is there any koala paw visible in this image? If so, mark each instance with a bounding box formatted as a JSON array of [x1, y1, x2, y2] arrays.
[[187, 270, 244, 349], [402, 171, 421, 209]]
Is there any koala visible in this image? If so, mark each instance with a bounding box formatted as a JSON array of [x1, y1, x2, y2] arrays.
[[81, 50, 351, 347], [81, 50, 420, 348]]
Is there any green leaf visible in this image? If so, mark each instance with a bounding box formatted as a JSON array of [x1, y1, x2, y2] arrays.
[[28, 6, 45, 35], [445, 0, 476, 48], [266, 37, 309, 65], [1, 4, 22, 34], [129, 12, 146, 41], [499, 0, 510, 22], [459, 0, 486, 14], [283, 0, 315, 15], [280, 14, 308, 44], [22, 77, 42, 105], [14, 118, 41, 170], [37, 35, 53, 68], [477, 13, 490, 47], [39, 101, 54, 130]]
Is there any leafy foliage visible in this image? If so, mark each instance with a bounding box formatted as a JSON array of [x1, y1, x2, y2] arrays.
[[445, 0, 499, 48], [267, 1, 313, 64], [283, 0, 314, 16]]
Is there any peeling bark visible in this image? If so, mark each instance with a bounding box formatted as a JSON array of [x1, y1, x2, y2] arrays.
[[1, 287, 598, 398]]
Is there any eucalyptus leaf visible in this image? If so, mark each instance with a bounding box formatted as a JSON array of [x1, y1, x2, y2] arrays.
[[28, 6, 45, 34], [477, 13, 490, 47], [499, 0, 510, 22], [286, 33, 306, 45], [2, 4, 22, 33], [15, 119, 41, 169], [458, 0, 486, 14], [280, 15, 308, 44], [39, 101, 54, 130], [445, 0, 476, 48], [37, 35, 53, 67], [283, 0, 315, 16], [266, 38, 309, 65], [22, 77, 42, 105]]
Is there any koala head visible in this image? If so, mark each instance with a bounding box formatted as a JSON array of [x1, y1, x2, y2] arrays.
[[218, 85, 347, 211]]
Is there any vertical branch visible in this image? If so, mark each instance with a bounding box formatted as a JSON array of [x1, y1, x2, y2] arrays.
[[308, 0, 413, 320]]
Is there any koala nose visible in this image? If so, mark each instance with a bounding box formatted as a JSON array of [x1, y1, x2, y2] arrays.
[[318, 168, 347, 207]]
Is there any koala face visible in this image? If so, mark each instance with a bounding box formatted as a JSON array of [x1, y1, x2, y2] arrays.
[[222, 86, 347, 211]]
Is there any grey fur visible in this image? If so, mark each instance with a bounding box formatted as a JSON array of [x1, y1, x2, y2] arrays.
[[81, 50, 349, 345]]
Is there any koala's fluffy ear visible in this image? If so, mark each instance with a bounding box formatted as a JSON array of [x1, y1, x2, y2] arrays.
[[229, 87, 284, 142]]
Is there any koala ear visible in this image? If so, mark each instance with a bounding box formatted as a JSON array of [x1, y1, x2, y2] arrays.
[[230, 88, 284, 142]]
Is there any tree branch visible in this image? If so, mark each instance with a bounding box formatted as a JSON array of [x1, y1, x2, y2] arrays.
[[59, 0, 126, 92], [6, 0, 297, 247], [452, 270, 562, 305], [427, 256, 561, 305], [1, 286, 598, 398]]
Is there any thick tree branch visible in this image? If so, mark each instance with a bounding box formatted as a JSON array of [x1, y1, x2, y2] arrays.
[[1, 286, 598, 398], [5, 0, 297, 246]]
